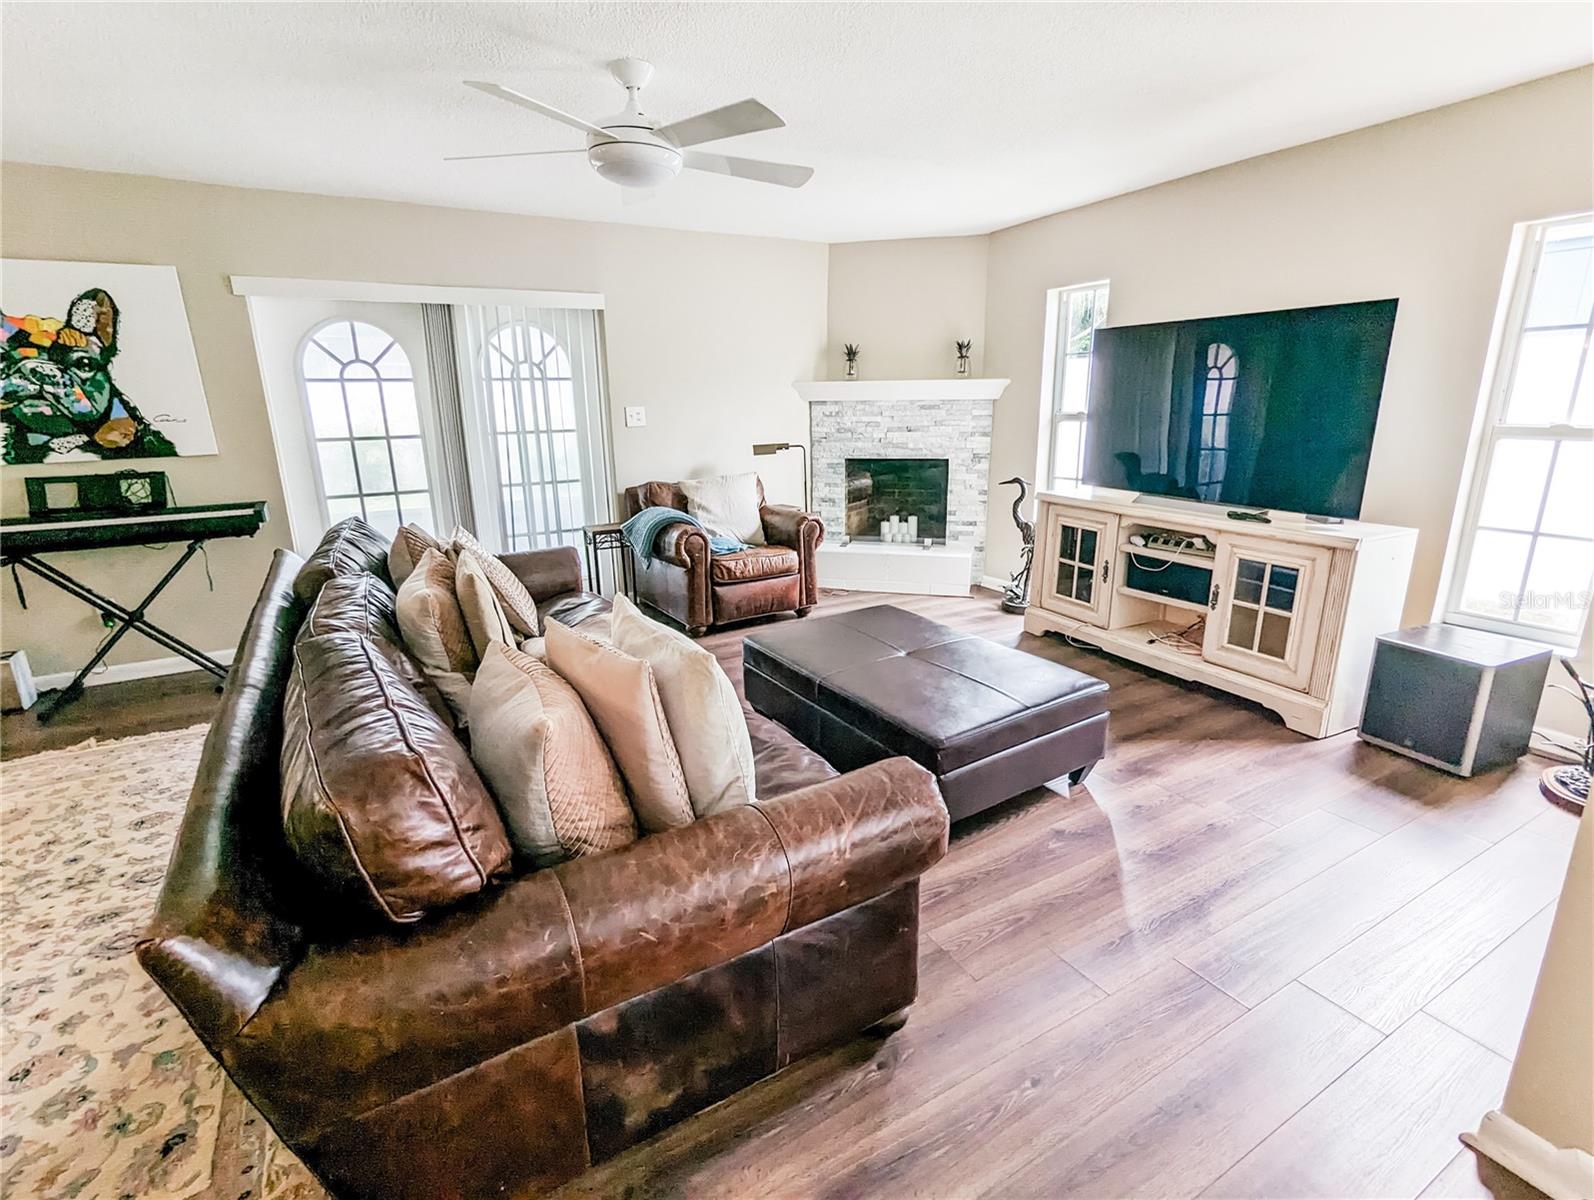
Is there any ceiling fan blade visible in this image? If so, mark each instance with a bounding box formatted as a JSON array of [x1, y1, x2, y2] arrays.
[[463, 81, 612, 140], [443, 148, 586, 162], [657, 99, 784, 148], [682, 151, 814, 189]]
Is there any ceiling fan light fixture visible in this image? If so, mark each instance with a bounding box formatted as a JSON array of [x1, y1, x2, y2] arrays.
[[587, 139, 682, 188], [458, 58, 811, 192]]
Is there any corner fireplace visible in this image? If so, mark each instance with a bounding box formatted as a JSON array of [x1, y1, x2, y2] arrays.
[[845, 457, 950, 542]]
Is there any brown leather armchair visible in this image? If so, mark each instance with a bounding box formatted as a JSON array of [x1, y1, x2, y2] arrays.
[[623, 478, 823, 636]]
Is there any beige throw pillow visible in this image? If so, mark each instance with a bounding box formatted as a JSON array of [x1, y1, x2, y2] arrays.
[[468, 642, 636, 866], [456, 549, 517, 657], [609, 593, 756, 817], [543, 618, 694, 834], [450, 526, 540, 636], [679, 471, 766, 545], [394, 547, 477, 720], [388, 523, 445, 588]]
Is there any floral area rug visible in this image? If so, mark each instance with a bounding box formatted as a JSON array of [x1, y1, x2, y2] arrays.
[[1, 726, 326, 1200]]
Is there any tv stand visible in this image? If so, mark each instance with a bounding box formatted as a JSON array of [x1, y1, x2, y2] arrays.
[[1024, 489, 1417, 737]]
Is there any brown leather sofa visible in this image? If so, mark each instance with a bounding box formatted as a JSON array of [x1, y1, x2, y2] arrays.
[[623, 478, 823, 636], [137, 531, 947, 1200]]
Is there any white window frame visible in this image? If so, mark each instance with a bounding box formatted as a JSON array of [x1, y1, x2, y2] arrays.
[[294, 317, 449, 538], [1442, 213, 1594, 650], [1037, 279, 1110, 493]]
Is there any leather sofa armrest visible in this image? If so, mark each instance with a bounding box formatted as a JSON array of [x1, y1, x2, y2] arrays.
[[555, 756, 947, 1014], [498, 545, 583, 601], [655, 521, 711, 570], [761, 504, 824, 608], [136, 553, 310, 1056], [761, 504, 824, 551], [754, 756, 946, 928]]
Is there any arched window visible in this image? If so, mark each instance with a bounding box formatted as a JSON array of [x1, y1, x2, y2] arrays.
[[1196, 342, 1238, 500], [299, 320, 436, 538], [482, 320, 584, 551]]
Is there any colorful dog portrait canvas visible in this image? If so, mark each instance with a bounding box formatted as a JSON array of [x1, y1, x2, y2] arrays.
[[1, 259, 217, 464]]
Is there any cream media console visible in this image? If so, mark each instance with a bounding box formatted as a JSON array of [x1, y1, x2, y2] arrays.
[[1024, 489, 1417, 737]]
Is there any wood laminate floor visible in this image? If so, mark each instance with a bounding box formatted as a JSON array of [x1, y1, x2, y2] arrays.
[[5, 587, 1569, 1199], [574, 588, 1571, 1200]]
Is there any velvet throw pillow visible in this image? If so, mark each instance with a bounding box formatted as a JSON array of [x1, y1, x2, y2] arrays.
[[468, 642, 636, 866], [388, 523, 445, 588], [608, 593, 756, 817], [679, 472, 766, 546], [543, 617, 694, 834], [394, 547, 477, 721], [455, 548, 517, 658], [450, 526, 540, 636], [280, 631, 511, 923]]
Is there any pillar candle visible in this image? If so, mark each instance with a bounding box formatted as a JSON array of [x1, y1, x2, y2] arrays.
[[907, 516, 919, 541]]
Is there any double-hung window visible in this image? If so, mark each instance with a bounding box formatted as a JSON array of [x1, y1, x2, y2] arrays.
[[1042, 280, 1110, 491], [1445, 214, 1594, 647]]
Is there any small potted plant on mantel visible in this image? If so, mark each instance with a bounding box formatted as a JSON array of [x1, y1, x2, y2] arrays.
[[955, 340, 973, 376], [843, 343, 860, 379]]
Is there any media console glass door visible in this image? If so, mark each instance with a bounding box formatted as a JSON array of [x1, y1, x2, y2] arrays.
[[1202, 536, 1333, 690], [1038, 507, 1116, 624]]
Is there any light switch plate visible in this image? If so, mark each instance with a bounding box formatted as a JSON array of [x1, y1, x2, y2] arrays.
[[624, 406, 647, 428]]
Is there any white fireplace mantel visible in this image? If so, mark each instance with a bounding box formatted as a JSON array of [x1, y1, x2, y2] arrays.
[[794, 378, 1010, 404]]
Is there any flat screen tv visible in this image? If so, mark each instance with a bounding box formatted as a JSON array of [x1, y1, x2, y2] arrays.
[[1082, 298, 1398, 520]]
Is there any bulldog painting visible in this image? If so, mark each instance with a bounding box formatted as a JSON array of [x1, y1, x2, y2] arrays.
[[1, 259, 217, 464], [1, 288, 179, 464]]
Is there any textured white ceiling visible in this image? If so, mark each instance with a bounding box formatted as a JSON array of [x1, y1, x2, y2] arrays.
[[2, 2, 1589, 243]]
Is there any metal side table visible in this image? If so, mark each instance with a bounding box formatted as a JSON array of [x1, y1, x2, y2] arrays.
[[582, 521, 636, 600]]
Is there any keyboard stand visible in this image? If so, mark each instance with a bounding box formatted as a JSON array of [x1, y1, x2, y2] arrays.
[[1, 501, 269, 722], [10, 541, 225, 721]]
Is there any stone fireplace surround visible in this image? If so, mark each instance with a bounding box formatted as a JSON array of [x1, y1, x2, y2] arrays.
[[795, 379, 1010, 587]]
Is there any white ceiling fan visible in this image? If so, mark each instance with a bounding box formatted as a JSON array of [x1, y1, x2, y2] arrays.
[[448, 58, 814, 192]]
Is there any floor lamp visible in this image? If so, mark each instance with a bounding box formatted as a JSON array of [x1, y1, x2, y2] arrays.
[[751, 442, 809, 511]]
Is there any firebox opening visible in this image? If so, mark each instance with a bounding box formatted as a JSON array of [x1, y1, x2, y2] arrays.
[[844, 457, 950, 542]]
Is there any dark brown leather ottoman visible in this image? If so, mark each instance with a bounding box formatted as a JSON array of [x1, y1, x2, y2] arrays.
[[743, 605, 1109, 821]]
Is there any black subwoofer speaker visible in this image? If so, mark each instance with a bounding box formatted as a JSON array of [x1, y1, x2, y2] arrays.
[[1358, 624, 1551, 777]]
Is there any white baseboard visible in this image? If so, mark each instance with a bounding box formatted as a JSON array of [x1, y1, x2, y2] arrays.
[[1463, 1110, 1594, 1200], [980, 574, 1012, 594], [33, 648, 235, 691]]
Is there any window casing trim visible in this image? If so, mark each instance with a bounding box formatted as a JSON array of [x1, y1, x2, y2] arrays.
[[1440, 213, 1594, 651], [1036, 279, 1111, 494]]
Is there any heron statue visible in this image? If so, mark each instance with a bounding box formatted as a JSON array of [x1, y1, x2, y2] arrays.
[[999, 477, 1035, 613]]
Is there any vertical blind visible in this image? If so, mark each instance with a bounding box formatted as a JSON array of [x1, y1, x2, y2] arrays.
[[419, 304, 476, 535], [453, 304, 614, 553]]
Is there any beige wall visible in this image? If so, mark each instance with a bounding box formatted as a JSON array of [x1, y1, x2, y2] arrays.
[[0, 164, 827, 679], [826, 235, 988, 379], [982, 68, 1594, 640]]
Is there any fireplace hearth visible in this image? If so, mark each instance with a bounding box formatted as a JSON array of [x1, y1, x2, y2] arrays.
[[845, 457, 949, 542]]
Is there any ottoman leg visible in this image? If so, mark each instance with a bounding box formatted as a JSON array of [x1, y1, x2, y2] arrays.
[[868, 1006, 911, 1037], [1068, 760, 1098, 788]]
